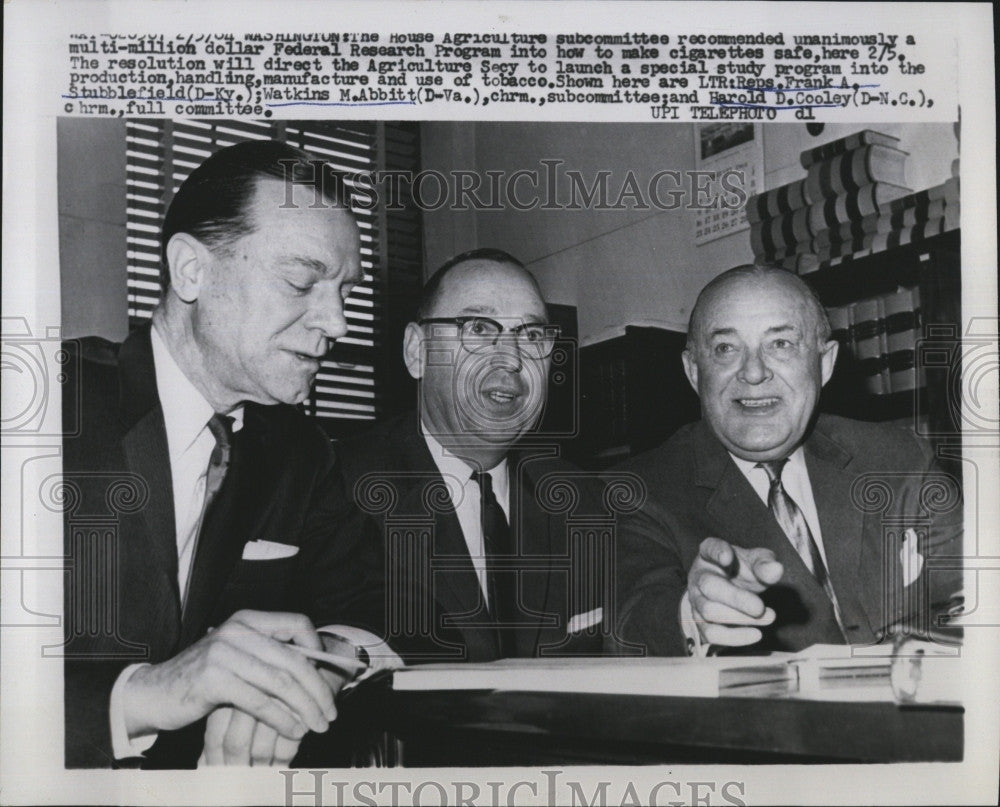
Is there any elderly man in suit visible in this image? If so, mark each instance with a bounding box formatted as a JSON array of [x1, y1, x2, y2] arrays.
[[615, 264, 962, 655], [61, 140, 387, 767], [337, 249, 606, 663]]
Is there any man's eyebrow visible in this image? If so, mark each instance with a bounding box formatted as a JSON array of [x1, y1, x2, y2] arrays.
[[277, 257, 327, 275], [456, 306, 548, 324], [764, 324, 799, 335], [707, 327, 738, 339], [279, 257, 362, 284]]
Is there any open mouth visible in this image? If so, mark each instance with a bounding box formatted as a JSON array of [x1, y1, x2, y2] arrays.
[[484, 388, 520, 406], [736, 397, 781, 411]]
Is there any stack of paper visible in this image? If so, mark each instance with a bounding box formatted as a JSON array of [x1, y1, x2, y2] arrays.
[[391, 656, 794, 698], [389, 643, 962, 706]]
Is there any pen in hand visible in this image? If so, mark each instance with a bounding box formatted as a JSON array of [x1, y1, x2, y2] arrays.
[[287, 642, 368, 677]]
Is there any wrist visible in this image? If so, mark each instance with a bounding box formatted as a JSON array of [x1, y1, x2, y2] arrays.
[[121, 663, 155, 738]]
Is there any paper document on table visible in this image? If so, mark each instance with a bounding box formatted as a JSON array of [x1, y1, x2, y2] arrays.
[[390, 643, 962, 705], [390, 656, 795, 698], [786, 644, 895, 702], [790, 642, 962, 705]]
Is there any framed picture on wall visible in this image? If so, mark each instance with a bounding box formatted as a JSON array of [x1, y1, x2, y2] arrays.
[[692, 122, 764, 245]]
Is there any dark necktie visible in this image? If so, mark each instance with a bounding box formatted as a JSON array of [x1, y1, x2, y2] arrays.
[[471, 470, 516, 657], [757, 459, 845, 632], [182, 413, 234, 613], [204, 413, 234, 504]]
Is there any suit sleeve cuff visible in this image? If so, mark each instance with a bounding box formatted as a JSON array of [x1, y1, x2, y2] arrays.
[[318, 625, 402, 673], [679, 593, 709, 658], [110, 663, 158, 760]]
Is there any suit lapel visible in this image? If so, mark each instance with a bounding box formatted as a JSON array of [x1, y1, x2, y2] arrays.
[[804, 423, 867, 628], [117, 327, 182, 652], [508, 452, 555, 657], [394, 419, 494, 656]]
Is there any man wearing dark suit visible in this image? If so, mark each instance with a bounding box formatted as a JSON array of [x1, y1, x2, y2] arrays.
[[61, 141, 386, 767], [615, 264, 962, 655], [337, 250, 607, 662]]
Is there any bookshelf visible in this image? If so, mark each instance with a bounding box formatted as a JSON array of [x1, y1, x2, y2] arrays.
[[572, 326, 701, 468], [805, 229, 962, 464]]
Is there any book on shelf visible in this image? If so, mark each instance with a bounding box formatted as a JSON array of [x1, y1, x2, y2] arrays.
[[851, 296, 890, 395], [827, 305, 852, 346], [747, 129, 908, 227], [883, 176, 959, 214], [883, 287, 924, 392], [756, 214, 958, 270], [749, 207, 813, 255], [799, 129, 902, 169], [773, 252, 821, 275], [750, 196, 956, 261], [811, 198, 950, 247], [804, 143, 909, 200], [745, 177, 813, 224], [825, 287, 924, 396], [825, 214, 958, 269], [806, 182, 913, 233]]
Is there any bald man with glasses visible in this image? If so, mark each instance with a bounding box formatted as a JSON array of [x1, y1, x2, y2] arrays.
[[336, 249, 606, 663]]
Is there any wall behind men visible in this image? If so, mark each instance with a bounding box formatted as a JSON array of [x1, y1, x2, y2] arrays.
[[421, 122, 958, 345], [57, 117, 129, 341]]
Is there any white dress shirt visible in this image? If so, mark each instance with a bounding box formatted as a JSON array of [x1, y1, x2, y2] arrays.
[[421, 426, 510, 607], [152, 327, 245, 603], [681, 446, 829, 655]]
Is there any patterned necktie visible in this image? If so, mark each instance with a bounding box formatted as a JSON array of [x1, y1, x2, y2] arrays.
[[757, 459, 845, 634], [182, 413, 234, 613], [471, 470, 516, 657]]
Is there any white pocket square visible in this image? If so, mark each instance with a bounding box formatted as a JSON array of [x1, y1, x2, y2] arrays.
[[900, 528, 925, 587], [567, 607, 603, 634], [242, 540, 300, 561]]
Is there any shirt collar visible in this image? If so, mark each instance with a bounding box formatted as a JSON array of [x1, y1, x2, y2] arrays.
[[420, 421, 508, 497], [150, 325, 244, 462], [729, 445, 807, 479]]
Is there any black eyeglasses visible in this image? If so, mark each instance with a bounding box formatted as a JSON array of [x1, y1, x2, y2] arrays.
[[417, 316, 560, 359]]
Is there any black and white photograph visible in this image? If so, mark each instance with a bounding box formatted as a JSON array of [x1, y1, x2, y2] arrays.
[[2, 2, 997, 805]]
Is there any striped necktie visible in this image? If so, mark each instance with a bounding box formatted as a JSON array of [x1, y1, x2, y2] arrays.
[[757, 458, 845, 635]]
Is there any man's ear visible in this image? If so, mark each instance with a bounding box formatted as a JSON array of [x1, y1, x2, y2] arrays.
[[681, 348, 700, 393], [403, 322, 425, 380], [164, 233, 210, 303], [819, 338, 840, 387]]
